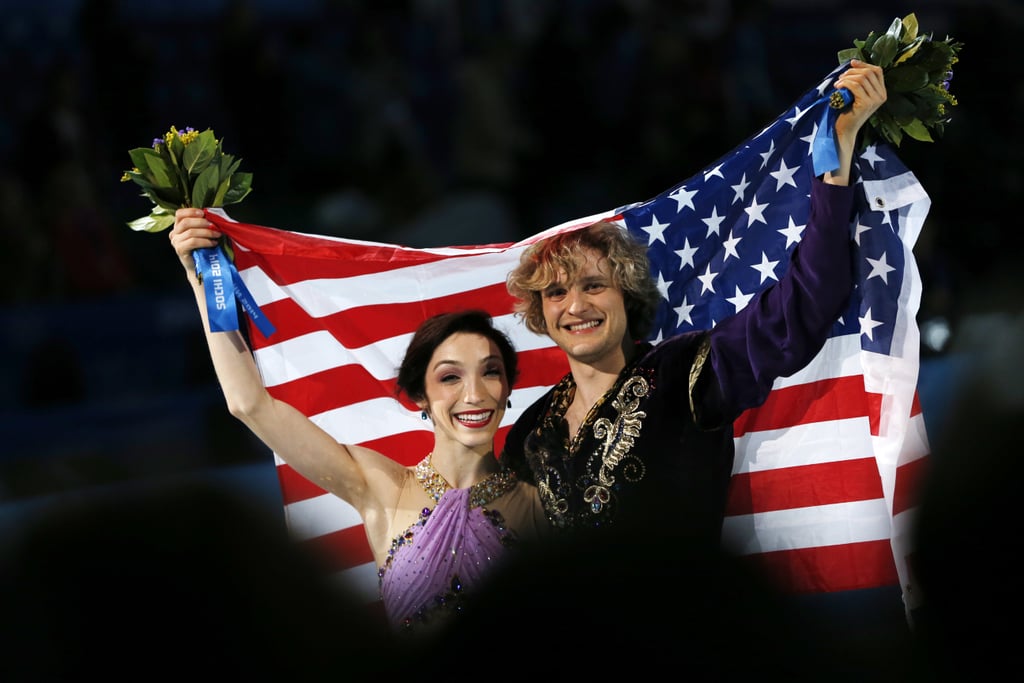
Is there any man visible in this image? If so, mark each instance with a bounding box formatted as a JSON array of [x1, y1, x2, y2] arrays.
[[499, 60, 887, 543]]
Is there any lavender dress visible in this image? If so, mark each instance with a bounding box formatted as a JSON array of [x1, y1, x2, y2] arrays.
[[378, 457, 532, 633]]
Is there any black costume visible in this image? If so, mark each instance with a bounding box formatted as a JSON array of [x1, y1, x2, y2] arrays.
[[501, 179, 856, 542]]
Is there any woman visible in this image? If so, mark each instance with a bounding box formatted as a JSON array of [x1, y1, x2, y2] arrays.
[[170, 209, 549, 634]]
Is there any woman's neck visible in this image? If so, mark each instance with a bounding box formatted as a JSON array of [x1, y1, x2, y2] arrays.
[[428, 446, 497, 489]]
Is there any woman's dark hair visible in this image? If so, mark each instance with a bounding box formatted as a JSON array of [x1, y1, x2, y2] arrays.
[[395, 310, 518, 403]]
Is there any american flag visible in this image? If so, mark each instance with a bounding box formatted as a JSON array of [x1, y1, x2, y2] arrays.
[[206, 66, 930, 622]]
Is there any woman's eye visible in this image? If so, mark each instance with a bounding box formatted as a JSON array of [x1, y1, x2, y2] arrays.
[[440, 373, 460, 383]]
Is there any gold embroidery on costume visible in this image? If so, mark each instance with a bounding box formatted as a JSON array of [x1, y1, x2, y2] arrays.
[[689, 334, 711, 417], [529, 378, 575, 521], [531, 451, 564, 520], [584, 375, 650, 513]]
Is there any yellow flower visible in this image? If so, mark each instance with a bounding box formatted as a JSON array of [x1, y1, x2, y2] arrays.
[[160, 125, 202, 148]]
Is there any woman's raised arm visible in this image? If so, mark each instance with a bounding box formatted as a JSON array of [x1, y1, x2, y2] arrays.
[[169, 208, 406, 530]]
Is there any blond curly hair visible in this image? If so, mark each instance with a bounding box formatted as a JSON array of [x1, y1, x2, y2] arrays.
[[506, 221, 660, 341]]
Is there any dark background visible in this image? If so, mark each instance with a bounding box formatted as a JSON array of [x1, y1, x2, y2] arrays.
[[0, 0, 1018, 532]]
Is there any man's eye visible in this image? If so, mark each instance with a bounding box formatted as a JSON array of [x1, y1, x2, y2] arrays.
[[544, 288, 566, 300], [584, 282, 606, 292]]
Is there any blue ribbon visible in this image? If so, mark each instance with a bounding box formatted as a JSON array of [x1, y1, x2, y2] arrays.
[[811, 86, 854, 177], [193, 244, 276, 339]]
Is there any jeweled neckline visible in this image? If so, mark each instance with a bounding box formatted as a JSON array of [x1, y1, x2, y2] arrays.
[[414, 455, 517, 509]]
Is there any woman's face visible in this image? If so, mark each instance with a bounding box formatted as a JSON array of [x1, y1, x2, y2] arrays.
[[420, 332, 510, 451]]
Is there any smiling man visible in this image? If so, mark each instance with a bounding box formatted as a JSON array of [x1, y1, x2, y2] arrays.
[[499, 60, 887, 542]]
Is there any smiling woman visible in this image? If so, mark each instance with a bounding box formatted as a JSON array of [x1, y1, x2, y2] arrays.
[[173, 194, 551, 635]]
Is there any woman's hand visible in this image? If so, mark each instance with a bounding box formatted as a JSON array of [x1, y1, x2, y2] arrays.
[[833, 59, 887, 145], [170, 208, 223, 277]]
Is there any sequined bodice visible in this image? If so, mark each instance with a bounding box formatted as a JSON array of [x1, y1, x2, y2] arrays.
[[377, 456, 520, 633]]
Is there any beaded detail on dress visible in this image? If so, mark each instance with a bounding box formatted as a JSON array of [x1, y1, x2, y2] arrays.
[[413, 455, 518, 507]]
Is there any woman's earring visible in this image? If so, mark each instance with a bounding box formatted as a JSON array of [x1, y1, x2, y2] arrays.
[[507, 399, 512, 409], [421, 410, 428, 420]]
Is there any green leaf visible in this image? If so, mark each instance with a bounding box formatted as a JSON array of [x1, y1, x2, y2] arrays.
[[183, 130, 218, 177], [885, 16, 904, 41], [127, 210, 175, 233], [914, 41, 956, 72], [146, 155, 178, 189], [894, 35, 926, 65], [885, 64, 930, 93], [129, 173, 182, 209], [902, 118, 934, 142], [191, 164, 220, 208], [141, 186, 183, 211], [862, 31, 880, 55], [127, 148, 177, 190], [128, 147, 157, 172], [901, 13, 919, 43], [219, 154, 241, 179], [222, 172, 253, 205], [212, 176, 231, 206], [167, 131, 185, 165], [882, 92, 916, 124], [837, 47, 862, 64], [870, 33, 898, 68], [913, 89, 947, 121], [872, 108, 905, 147]]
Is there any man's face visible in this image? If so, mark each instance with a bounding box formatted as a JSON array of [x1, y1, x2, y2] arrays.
[[540, 247, 631, 370]]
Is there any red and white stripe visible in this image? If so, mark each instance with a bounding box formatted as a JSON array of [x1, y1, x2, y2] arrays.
[[207, 186, 928, 616]]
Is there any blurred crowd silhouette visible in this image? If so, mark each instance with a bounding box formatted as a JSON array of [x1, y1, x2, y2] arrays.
[[0, 478, 392, 680], [4, 0, 1016, 302]]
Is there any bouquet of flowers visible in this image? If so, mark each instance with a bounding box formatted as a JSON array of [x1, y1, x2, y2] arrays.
[[120, 125, 253, 232], [120, 126, 273, 337], [837, 12, 962, 148]]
